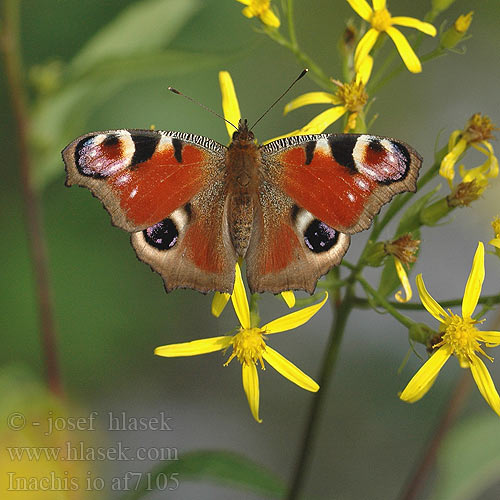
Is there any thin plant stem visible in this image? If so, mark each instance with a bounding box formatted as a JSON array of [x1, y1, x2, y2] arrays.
[[286, 287, 354, 500], [357, 275, 415, 329], [1, 0, 62, 395], [353, 293, 500, 311], [397, 372, 471, 500], [286, 0, 298, 49]]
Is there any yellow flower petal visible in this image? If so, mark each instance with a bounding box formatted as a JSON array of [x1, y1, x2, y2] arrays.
[[385, 26, 422, 73], [281, 291, 296, 308], [211, 292, 231, 317], [462, 242, 484, 319], [296, 106, 348, 135], [231, 263, 251, 329], [284, 92, 337, 115], [394, 258, 412, 303], [469, 354, 500, 417], [263, 292, 328, 334], [263, 346, 319, 392], [416, 274, 448, 322], [219, 71, 241, 140], [242, 362, 262, 422], [400, 345, 452, 402], [391, 16, 437, 36], [241, 5, 254, 18], [355, 55, 373, 85], [489, 238, 500, 249], [354, 28, 379, 71], [477, 331, 500, 347], [260, 6, 280, 27], [471, 141, 499, 178], [372, 0, 386, 10], [346, 0, 373, 21], [440, 137, 467, 184], [155, 336, 232, 357], [236, 0, 251, 5]]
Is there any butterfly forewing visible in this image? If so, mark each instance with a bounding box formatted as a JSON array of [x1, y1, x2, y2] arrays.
[[261, 133, 422, 234], [63, 129, 238, 292]]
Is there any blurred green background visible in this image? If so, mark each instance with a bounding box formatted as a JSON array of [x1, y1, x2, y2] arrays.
[[2, 0, 500, 498]]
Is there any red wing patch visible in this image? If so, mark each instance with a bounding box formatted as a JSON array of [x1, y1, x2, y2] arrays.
[[263, 134, 420, 234], [183, 217, 227, 274], [109, 143, 206, 227], [280, 146, 377, 230]]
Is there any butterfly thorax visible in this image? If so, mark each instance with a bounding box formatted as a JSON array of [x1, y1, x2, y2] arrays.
[[225, 119, 260, 257]]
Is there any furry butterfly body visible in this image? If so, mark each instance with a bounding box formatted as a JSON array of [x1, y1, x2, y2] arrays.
[[62, 119, 422, 294]]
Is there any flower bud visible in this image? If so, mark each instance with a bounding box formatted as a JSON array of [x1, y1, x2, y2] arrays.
[[441, 12, 473, 49]]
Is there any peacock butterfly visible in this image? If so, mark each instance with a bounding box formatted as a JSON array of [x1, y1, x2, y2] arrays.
[[62, 120, 422, 294]]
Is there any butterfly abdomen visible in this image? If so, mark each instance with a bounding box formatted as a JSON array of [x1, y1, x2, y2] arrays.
[[225, 133, 261, 257]]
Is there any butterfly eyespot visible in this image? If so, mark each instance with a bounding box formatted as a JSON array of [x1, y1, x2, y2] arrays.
[[143, 218, 179, 251], [304, 219, 338, 253]]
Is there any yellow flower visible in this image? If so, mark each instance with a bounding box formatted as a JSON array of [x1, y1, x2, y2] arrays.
[[385, 234, 420, 303], [440, 113, 498, 187], [347, 0, 436, 73], [489, 216, 500, 254], [278, 57, 372, 138], [400, 243, 500, 416], [157, 263, 327, 422], [236, 0, 280, 28]]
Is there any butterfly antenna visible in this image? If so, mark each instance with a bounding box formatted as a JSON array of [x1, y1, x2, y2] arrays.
[[249, 69, 308, 131], [168, 87, 238, 131]]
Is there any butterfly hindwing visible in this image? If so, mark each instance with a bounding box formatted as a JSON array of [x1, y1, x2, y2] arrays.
[[63, 129, 237, 292], [245, 181, 351, 293]]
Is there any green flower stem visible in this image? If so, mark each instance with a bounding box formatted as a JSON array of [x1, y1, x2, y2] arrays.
[[353, 294, 500, 310], [265, 29, 332, 90], [370, 46, 446, 95], [286, 287, 354, 500], [286, 0, 298, 49], [357, 276, 415, 329], [1, 0, 62, 395], [249, 293, 261, 328]]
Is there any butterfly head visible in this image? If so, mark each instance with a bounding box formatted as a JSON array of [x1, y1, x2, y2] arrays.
[[232, 119, 255, 144]]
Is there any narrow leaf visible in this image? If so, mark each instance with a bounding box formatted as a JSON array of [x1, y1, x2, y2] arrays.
[[70, 0, 201, 76], [430, 413, 500, 500], [125, 450, 285, 499]]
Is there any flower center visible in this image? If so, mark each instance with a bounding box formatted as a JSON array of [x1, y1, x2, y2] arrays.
[[463, 113, 497, 143], [335, 81, 368, 112], [370, 8, 392, 32], [226, 327, 267, 368], [438, 313, 481, 366]]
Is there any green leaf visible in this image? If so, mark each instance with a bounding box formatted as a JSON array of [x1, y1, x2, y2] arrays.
[[124, 450, 285, 499], [70, 0, 202, 76], [31, 50, 227, 189], [430, 413, 500, 500]]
